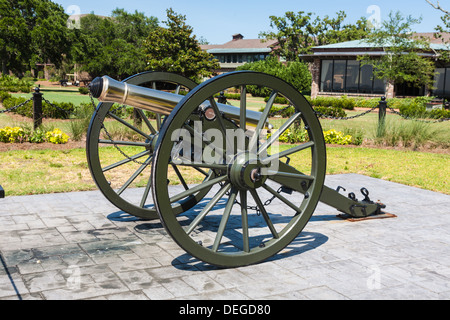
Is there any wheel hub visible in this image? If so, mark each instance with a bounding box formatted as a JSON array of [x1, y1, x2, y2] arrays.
[[146, 133, 159, 152], [228, 152, 268, 190]]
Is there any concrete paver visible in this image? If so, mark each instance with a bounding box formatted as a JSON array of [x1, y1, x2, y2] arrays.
[[0, 174, 449, 300]]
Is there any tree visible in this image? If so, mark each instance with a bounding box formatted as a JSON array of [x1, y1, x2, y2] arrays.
[[426, 0, 449, 15], [259, 11, 370, 61], [0, 0, 72, 75], [72, 9, 158, 80], [143, 8, 219, 81], [358, 11, 437, 92], [426, 0, 450, 61], [236, 57, 311, 96]]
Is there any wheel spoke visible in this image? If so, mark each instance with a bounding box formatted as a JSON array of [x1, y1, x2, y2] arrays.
[[186, 182, 231, 235], [107, 111, 152, 140], [258, 112, 302, 156], [193, 166, 209, 177], [156, 114, 162, 131], [209, 97, 228, 137], [249, 90, 277, 152], [249, 189, 279, 239], [171, 164, 189, 190], [117, 157, 151, 196], [267, 170, 315, 181], [136, 109, 157, 135], [263, 141, 315, 163], [240, 86, 247, 132], [262, 184, 302, 216], [209, 97, 234, 157], [212, 187, 238, 252], [183, 123, 225, 160], [169, 175, 227, 203], [102, 150, 150, 172], [240, 190, 250, 253], [169, 161, 227, 171], [140, 173, 152, 208], [99, 139, 150, 148]]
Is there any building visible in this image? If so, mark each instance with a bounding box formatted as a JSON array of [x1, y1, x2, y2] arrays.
[[201, 34, 278, 73], [300, 33, 450, 99]]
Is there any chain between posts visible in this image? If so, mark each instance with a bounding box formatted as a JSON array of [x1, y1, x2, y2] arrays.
[[0, 98, 33, 114], [386, 105, 450, 123], [313, 106, 379, 120]]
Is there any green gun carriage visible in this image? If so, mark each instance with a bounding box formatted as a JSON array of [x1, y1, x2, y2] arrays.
[[87, 71, 386, 268]]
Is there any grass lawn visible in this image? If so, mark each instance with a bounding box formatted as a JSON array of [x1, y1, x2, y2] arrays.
[[11, 86, 96, 106], [0, 92, 449, 197], [0, 145, 448, 197]]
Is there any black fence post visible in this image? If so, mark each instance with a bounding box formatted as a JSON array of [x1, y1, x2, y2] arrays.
[[377, 96, 387, 137], [378, 96, 387, 123], [33, 86, 43, 130]]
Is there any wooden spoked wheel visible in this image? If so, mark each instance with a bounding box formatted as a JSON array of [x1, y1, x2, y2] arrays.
[[152, 71, 327, 267], [87, 71, 212, 220]]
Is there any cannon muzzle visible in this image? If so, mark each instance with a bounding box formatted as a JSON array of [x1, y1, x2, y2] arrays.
[[89, 75, 270, 128]]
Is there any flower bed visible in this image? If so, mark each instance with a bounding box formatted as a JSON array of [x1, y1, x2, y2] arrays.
[[0, 127, 69, 144]]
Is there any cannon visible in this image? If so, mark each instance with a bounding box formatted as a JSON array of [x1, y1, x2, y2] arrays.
[[87, 71, 386, 267]]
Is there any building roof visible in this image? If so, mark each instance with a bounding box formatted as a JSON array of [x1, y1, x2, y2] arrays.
[[312, 33, 450, 52], [201, 36, 278, 54]]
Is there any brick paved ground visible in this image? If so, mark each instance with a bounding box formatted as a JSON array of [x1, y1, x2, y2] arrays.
[[1, 174, 449, 300]]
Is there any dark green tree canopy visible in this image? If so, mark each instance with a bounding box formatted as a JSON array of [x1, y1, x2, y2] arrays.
[[236, 57, 311, 95], [72, 8, 159, 80], [143, 8, 219, 81], [358, 11, 437, 89], [259, 11, 370, 61], [0, 0, 72, 74]]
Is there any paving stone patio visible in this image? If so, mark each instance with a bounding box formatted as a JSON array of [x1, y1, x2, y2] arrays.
[[0, 174, 449, 300]]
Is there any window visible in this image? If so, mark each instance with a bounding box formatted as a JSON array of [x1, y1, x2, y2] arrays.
[[320, 59, 386, 94], [320, 60, 333, 92], [359, 65, 373, 93], [333, 61, 346, 92], [433, 67, 450, 97], [345, 60, 360, 92], [434, 68, 445, 96], [445, 68, 450, 95], [215, 53, 268, 64]]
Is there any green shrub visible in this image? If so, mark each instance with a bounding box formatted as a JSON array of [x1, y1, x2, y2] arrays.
[[28, 129, 47, 143], [264, 95, 289, 105], [236, 57, 311, 97], [311, 96, 356, 110], [399, 101, 426, 118], [428, 108, 450, 119], [78, 87, 90, 95], [267, 127, 309, 144], [313, 106, 347, 118], [0, 75, 33, 93], [214, 92, 241, 100], [261, 105, 296, 118], [0, 91, 12, 102], [355, 98, 380, 109], [2, 96, 75, 119], [2, 96, 33, 115]]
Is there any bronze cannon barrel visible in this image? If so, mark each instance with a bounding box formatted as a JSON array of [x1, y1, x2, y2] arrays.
[[89, 76, 271, 128]]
